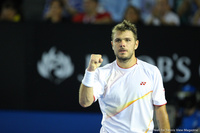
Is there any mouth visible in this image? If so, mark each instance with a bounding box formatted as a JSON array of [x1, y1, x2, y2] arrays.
[[119, 49, 127, 53]]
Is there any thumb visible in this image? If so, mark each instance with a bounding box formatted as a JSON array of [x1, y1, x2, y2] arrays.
[[99, 58, 103, 63]]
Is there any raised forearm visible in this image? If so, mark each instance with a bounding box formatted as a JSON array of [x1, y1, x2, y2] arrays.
[[79, 54, 103, 107]]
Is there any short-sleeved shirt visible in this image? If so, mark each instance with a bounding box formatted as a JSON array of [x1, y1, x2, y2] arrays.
[[93, 59, 167, 133]]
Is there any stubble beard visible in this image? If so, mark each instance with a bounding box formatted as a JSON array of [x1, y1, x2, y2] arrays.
[[116, 51, 134, 63]]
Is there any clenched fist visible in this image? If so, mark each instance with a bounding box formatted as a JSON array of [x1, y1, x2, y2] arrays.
[[87, 54, 103, 72]]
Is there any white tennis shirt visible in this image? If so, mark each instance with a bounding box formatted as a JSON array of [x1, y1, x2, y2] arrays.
[[93, 59, 167, 133]]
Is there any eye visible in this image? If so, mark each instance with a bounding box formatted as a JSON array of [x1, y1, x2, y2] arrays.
[[125, 38, 131, 42], [115, 38, 121, 42]]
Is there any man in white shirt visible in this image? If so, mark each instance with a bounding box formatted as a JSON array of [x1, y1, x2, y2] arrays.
[[79, 20, 171, 133]]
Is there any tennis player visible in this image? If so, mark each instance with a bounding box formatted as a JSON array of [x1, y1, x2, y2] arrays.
[[79, 20, 170, 133]]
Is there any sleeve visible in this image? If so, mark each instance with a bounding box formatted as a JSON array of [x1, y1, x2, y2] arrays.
[[93, 69, 105, 102], [152, 67, 167, 106]]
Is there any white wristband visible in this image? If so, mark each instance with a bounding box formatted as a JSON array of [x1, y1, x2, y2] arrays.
[[82, 69, 95, 87]]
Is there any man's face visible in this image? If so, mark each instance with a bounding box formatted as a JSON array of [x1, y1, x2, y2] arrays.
[[156, 0, 169, 14], [1, 8, 16, 21], [111, 30, 138, 62], [125, 7, 139, 23], [83, 0, 97, 14], [50, 1, 62, 16]]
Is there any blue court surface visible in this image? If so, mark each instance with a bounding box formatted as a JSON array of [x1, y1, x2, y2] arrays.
[[0, 110, 102, 133]]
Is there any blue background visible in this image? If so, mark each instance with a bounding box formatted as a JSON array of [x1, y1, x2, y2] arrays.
[[0, 110, 102, 133]]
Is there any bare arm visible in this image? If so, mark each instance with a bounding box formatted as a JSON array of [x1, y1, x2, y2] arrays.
[[155, 105, 171, 133], [79, 54, 103, 108], [79, 84, 94, 107]]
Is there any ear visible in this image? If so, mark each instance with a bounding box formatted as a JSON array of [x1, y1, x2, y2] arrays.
[[111, 41, 114, 50], [135, 40, 139, 50]]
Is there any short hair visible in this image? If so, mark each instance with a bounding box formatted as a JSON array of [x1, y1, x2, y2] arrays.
[[111, 20, 137, 41]]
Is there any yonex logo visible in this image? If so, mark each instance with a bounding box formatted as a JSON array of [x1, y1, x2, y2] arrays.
[[140, 82, 146, 85]]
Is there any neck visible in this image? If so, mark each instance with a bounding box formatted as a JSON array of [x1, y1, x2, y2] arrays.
[[117, 57, 137, 69]]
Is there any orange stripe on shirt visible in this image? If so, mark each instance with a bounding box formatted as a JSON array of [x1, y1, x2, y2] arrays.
[[145, 119, 153, 133], [107, 90, 153, 119]]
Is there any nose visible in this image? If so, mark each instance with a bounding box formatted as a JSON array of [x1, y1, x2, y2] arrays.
[[120, 40, 126, 47]]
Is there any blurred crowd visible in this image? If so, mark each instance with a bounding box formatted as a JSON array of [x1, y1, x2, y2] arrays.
[[0, 0, 200, 26], [175, 84, 200, 132]]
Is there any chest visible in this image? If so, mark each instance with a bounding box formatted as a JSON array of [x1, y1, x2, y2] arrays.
[[103, 69, 153, 104]]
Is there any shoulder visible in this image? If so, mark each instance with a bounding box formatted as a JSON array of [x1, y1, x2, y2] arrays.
[[137, 59, 161, 77], [97, 61, 115, 72], [166, 11, 179, 17], [138, 59, 159, 71], [165, 11, 180, 21]]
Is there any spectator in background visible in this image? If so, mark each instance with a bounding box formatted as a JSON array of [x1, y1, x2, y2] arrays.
[[175, 0, 192, 26], [63, 0, 83, 16], [44, 0, 71, 23], [0, 0, 21, 22], [72, 0, 112, 24], [129, 0, 175, 24], [124, 5, 144, 26], [129, 0, 156, 23], [175, 0, 200, 26], [98, 0, 128, 23], [145, 0, 180, 26], [175, 84, 200, 132], [192, 8, 200, 26], [97, 0, 172, 23], [191, 0, 200, 26], [43, 0, 83, 18]]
